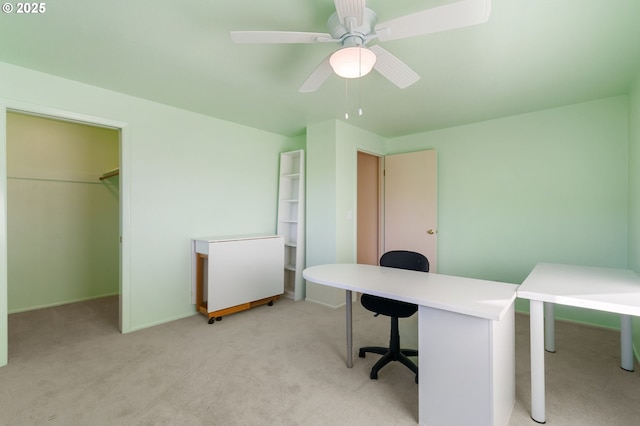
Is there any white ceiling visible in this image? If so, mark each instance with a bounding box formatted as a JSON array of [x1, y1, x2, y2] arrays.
[[1, 0, 639, 138]]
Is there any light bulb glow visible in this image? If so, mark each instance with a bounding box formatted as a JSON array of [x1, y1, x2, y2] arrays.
[[330, 47, 376, 79]]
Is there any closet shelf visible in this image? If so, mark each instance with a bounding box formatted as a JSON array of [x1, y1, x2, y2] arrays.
[[99, 168, 119, 180]]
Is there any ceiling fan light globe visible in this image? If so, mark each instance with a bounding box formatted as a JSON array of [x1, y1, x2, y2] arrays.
[[329, 47, 376, 79]]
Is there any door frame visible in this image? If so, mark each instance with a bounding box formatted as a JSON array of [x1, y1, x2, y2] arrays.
[[0, 100, 131, 366], [356, 150, 385, 265], [357, 149, 438, 268]]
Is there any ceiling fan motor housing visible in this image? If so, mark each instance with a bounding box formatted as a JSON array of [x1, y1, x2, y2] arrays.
[[327, 7, 378, 47]]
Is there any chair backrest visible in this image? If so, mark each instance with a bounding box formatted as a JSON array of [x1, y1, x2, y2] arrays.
[[361, 250, 429, 318], [379, 250, 429, 273]]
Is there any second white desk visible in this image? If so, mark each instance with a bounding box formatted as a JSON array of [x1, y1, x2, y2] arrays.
[[518, 262, 640, 424]]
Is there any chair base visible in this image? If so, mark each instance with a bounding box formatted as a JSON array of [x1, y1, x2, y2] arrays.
[[359, 345, 418, 383]]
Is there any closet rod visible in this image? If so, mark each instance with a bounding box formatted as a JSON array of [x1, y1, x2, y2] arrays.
[[8, 176, 103, 185]]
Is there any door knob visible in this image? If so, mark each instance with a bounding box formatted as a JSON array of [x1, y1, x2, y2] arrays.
[[427, 229, 436, 235]]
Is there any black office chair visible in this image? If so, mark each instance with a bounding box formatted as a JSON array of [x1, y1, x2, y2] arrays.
[[358, 250, 429, 383]]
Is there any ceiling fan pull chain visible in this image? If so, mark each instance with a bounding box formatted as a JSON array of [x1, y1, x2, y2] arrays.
[[358, 46, 364, 116], [358, 55, 364, 116], [357, 77, 363, 116], [344, 78, 350, 120]]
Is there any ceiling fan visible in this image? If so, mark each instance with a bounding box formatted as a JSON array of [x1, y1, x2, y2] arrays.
[[231, 0, 491, 93]]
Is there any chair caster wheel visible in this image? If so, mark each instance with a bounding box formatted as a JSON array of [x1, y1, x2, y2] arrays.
[[370, 371, 378, 380], [268, 301, 274, 306], [208, 318, 215, 324], [358, 350, 365, 358], [216, 316, 222, 321]]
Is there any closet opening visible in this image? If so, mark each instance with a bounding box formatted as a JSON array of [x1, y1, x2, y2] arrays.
[[5, 110, 122, 340]]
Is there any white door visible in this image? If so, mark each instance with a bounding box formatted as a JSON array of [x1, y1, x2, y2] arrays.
[[384, 150, 437, 271]]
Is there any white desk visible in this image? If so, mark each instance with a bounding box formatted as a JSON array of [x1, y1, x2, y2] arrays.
[[518, 262, 640, 424], [303, 263, 518, 426]]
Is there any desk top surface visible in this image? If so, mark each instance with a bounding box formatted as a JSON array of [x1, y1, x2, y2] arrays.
[[303, 264, 517, 321], [518, 262, 640, 315], [193, 234, 282, 243]]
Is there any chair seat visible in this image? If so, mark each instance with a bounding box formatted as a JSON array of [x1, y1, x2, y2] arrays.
[[360, 294, 418, 318]]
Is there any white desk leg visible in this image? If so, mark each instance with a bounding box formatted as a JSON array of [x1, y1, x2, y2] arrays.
[[544, 302, 555, 353], [620, 314, 633, 372], [346, 290, 353, 368], [530, 300, 546, 424]]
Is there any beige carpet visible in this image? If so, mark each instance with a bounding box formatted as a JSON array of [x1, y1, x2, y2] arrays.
[[1, 296, 639, 425]]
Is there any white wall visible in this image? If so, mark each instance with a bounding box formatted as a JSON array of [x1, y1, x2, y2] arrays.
[[0, 61, 301, 366]]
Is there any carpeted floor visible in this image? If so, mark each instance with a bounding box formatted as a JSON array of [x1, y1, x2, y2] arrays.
[[1, 296, 639, 425]]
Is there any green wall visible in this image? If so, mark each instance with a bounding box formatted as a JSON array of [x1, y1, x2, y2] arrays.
[[0, 61, 301, 366], [390, 97, 629, 277]]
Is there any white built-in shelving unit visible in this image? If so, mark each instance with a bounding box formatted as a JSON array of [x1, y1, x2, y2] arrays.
[[276, 150, 305, 300]]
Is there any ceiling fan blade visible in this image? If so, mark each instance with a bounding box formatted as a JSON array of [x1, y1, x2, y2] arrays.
[[231, 31, 334, 44], [334, 0, 366, 27], [299, 56, 333, 93], [369, 45, 420, 89], [375, 0, 491, 42]]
